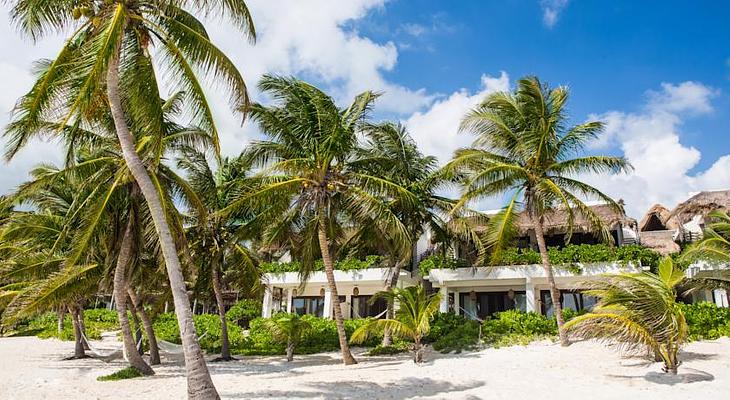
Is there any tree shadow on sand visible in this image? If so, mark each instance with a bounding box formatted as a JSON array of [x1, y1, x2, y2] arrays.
[[222, 377, 484, 399], [608, 368, 714, 386]]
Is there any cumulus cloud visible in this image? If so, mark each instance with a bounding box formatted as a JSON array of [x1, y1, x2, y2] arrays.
[[404, 72, 510, 164], [582, 81, 729, 217], [0, 0, 436, 194], [540, 0, 569, 28]]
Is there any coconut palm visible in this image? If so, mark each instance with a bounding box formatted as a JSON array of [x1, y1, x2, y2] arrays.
[[261, 313, 313, 362], [349, 122, 482, 346], [564, 258, 688, 374], [179, 147, 261, 361], [221, 75, 415, 365], [5, 1, 255, 396], [446, 76, 632, 345], [350, 285, 441, 363]]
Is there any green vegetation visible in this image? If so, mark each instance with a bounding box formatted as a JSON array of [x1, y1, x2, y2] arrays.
[[681, 302, 730, 341], [260, 313, 313, 361], [419, 244, 661, 277], [97, 367, 144, 382], [368, 342, 411, 356], [426, 313, 481, 353], [351, 286, 441, 363], [226, 299, 263, 328], [565, 258, 688, 374], [259, 255, 385, 274]]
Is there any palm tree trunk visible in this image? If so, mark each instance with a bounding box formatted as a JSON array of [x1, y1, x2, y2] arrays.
[[211, 259, 232, 361], [286, 340, 294, 362], [70, 306, 86, 359], [107, 48, 219, 399], [78, 306, 89, 350], [382, 258, 401, 347], [413, 337, 423, 363], [317, 222, 357, 365], [127, 294, 144, 355], [531, 216, 569, 346], [114, 218, 154, 375], [128, 288, 161, 365], [57, 307, 65, 335]]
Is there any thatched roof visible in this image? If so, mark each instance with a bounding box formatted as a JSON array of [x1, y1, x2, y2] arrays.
[[639, 230, 681, 255], [638, 203, 678, 231], [513, 203, 636, 236], [670, 190, 730, 224]]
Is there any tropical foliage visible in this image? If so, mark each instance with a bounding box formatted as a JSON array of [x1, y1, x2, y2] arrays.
[[565, 258, 688, 374], [260, 313, 312, 361], [350, 285, 441, 363]]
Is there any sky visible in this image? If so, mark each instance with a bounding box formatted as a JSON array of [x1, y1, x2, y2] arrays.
[[0, 0, 729, 218]]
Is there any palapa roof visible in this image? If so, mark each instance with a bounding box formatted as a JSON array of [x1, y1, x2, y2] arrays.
[[638, 230, 681, 255], [669, 190, 730, 223], [638, 203, 678, 232], [512, 203, 636, 236]]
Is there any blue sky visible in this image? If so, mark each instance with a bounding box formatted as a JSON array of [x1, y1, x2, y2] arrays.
[[0, 0, 728, 217]]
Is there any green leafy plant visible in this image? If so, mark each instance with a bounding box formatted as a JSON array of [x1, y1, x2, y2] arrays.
[[425, 312, 481, 353], [565, 258, 688, 374], [368, 342, 410, 356], [350, 286, 440, 363], [260, 313, 312, 361], [680, 302, 730, 341], [226, 299, 262, 328], [259, 256, 385, 274], [97, 367, 144, 382]]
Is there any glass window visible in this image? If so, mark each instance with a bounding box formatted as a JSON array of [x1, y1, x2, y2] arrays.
[[459, 291, 526, 320], [351, 295, 388, 318], [292, 296, 325, 317], [540, 290, 598, 317]]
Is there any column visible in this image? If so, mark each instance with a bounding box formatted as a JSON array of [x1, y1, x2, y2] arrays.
[[286, 288, 293, 313], [439, 286, 449, 313], [343, 294, 352, 319], [714, 289, 729, 308], [262, 286, 273, 318], [323, 288, 333, 319], [525, 277, 536, 313], [453, 290, 460, 315]]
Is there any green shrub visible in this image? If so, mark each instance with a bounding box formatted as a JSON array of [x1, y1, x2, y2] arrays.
[[680, 302, 730, 340], [13, 309, 119, 341], [260, 255, 384, 274], [426, 312, 481, 353], [153, 313, 247, 354], [418, 255, 469, 277], [97, 367, 143, 381], [368, 341, 410, 356], [226, 299, 262, 328]]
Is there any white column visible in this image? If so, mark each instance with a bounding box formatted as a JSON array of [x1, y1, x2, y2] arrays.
[[343, 294, 351, 319], [525, 277, 536, 313], [714, 289, 729, 308], [262, 286, 273, 318], [286, 288, 294, 313], [323, 288, 333, 319], [454, 290, 460, 315], [439, 286, 449, 313]]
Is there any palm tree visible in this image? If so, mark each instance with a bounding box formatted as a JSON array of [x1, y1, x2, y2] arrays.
[[564, 258, 688, 374], [261, 313, 313, 362], [222, 75, 415, 365], [5, 2, 255, 396], [180, 147, 261, 361], [446, 77, 632, 345], [350, 285, 441, 363], [349, 122, 481, 346]]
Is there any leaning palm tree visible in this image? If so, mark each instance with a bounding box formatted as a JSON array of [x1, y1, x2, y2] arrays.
[[446, 77, 632, 345], [222, 75, 415, 365], [565, 258, 688, 374], [261, 313, 313, 362], [5, 1, 255, 396], [350, 285, 441, 363]]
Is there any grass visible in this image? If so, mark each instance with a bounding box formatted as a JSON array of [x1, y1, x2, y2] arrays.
[[97, 367, 144, 381]]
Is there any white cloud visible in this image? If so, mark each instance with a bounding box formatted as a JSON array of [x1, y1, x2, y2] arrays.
[[540, 0, 569, 28], [404, 72, 510, 164], [582, 81, 729, 218], [401, 23, 427, 37], [0, 0, 436, 193]]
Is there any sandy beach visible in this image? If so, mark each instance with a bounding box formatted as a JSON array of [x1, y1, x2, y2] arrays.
[[0, 336, 728, 399]]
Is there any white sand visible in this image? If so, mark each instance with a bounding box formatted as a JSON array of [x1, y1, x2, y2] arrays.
[[1, 336, 729, 399]]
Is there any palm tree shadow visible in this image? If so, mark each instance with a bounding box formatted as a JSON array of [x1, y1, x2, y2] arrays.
[[608, 368, 714, 386], [222, 377, 484, 399]]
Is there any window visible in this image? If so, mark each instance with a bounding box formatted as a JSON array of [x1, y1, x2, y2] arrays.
[[459, 291, 526, 320], [540, 290, 597, 317], [292, 296, 325, 317], [351, 295, 388, 318]]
